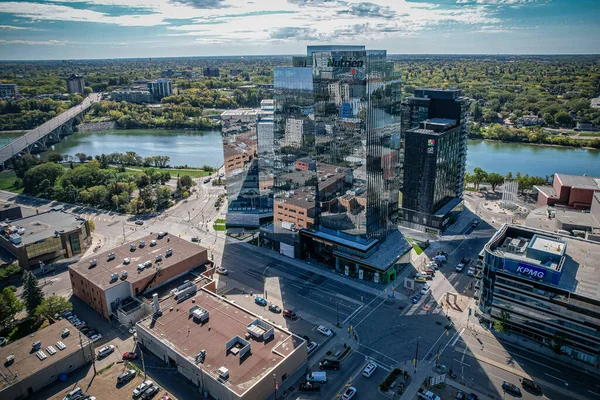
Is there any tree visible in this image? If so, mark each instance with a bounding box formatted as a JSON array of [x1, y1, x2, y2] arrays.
[[11, 154, 40, 179], [0, 287, 23, 331], [493, 310, 510, 333], [487, 173, 504, 192], [23, 162, 64, 196], [22, 270, 44, 315], [34, 296, 72, 322], [179, 175, 194, 188], [549, 332, 567, 356], [471, 102, 483, 122], [472, 167, 488, 191], [87, 219, 96, 232], [554, 111, 573, 127], [75, 152, 88, 162], [47, 152, 64, 163]]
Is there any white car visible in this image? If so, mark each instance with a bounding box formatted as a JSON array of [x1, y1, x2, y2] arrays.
[[420, 284, 430, 295], [90, 334, 102, 343], [216, 267, 228, 275], [307, 341, 318, 354], [317, 325, 332, 336], [133, 380, 153, 397], [362, 362, 377, 377], [97, 344, 114, 357], [342, 386, 357, 400], [467, 267, 476, 276]]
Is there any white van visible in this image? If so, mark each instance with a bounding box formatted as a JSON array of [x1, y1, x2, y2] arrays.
[[306, 371, 327, 383], [97, 344, 114, 358]]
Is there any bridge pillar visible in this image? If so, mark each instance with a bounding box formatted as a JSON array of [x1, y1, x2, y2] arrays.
[[59, 121, 74, 137]]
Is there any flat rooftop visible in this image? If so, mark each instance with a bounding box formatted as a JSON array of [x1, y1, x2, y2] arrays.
[[556, 174, 600, 190], [221, 109, 260, 118], [138, 288, 303, 396], [4, 210, 85, 246], [489, 225, 600, 300], [529, 234, 566, 257], [0, 319, 89, 391], [69, 234, 208, 290]]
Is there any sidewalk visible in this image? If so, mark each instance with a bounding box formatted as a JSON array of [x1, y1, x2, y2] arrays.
[[238, 242, 386, 296]]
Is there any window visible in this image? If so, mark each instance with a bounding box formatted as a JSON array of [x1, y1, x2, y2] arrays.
[[50, 374, 55, 380]]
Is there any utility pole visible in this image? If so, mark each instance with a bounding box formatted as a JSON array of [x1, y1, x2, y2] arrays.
[[336, 301, 340, 327], [414, 339, 419, 374], [135, 335, 146, 379]]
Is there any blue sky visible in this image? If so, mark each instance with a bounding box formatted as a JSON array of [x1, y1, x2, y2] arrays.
[[0, 0, 598, 60]]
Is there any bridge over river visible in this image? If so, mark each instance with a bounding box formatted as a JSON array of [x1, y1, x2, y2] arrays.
[[0, 93, 101, 167]]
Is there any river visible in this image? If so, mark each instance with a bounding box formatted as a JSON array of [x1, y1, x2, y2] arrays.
[[1, 130, 599, 176]]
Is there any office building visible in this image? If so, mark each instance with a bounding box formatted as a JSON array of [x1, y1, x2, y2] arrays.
[[261, 45, 411, 283], [0, 83, 19, 99], [203, 67, 220, 77], [69, 233, 209, 320], [0, 319, 93, 400], [0, 210, 91, 269], [478, 224, 600, 365], [147, 78, 173, 100], [109, 90, 153, 103], [400, 88, 470, 233], [136, 280, 306, 400], [65, 74, 85, 94], [221, 107, 273, 228]]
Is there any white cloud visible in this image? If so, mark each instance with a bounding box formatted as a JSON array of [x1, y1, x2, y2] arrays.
[[0, 39, 66, 45], [456, 0, 542, 4], [0, 25, 28, 30]]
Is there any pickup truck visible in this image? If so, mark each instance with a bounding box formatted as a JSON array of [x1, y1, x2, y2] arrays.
[[418, 388, 441, 400]]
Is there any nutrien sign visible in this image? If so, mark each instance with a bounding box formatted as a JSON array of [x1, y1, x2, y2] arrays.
[[327, 57, 364, 68], [516, 263, 546, 279]]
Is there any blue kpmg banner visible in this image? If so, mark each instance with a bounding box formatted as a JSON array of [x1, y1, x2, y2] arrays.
[[503, 259, 562, 285]]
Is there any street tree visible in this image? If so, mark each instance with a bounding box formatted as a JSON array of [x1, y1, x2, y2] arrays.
[[472, 167, 488, 191], [75, 152, 88, 162], [179, 175, 194, 189], [487, 173, 505, 192], [0, 287, 23, 331], [22, 270, 44, 315], [35, 296, 72, 322]]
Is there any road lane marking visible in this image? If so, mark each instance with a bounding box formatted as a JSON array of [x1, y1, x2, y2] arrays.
[[588, 390, 600, 397], [349, 295, 386, 329], [453, 359, 471, 367], [545, 373, 567, 383], [452, 328, 465, 346], [358, 344, 401, 365]]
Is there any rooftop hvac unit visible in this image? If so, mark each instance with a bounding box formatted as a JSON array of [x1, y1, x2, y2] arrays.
[[139, 240, 145, 248], [32, 340, 41, 350], [107, 252, 115, 261], [166, 248, 173, 257], [195, 349, 206, 364], [90, 259, 97, 267], [110, 273, 119, 282], [121, 270, 128, 280], [217, 367, 229, 380], [46, 346, 57, 355], [36, 350, 47, 361], [155, 254, 162, 262], [55, 341, 66, 350], [5, 354, 14, 365], [130, 243, 136, 251]]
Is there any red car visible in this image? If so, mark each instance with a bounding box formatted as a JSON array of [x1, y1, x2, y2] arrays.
[[122, 352, 138, 360], [159, 395, 171, 400], [283, 309, 298, 320]]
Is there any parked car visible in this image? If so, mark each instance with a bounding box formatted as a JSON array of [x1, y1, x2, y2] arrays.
[[158, 231, 167, 238], [420, 284, 431, 295], [97, 344, 114, 358], [414, 276, 427, 283], [141, 385, 160, 400], [117, 369, 137, 384], [135, 220, 144, 225], [520, 378, 542, 394], [283, 309, 298, 319], [90, 334, 102, 342], [80, 328, 91, 335], [471, 219, 480, 228], [467, 394, 479, 400], [317, 325, 332, 336], [299, 382, 320, 392], [216, 267, 228, 275], [133, 381, 153, 397], [191, 237, 200, 243], [63, 387, 83, 400], [455, 392, 466, 400], [502, 381, 522, 396], [254, 296, 267, 306], [412, 293, 423, 304], [455, 263, 465, 272], [268, 303, 281, 313], [123, 352, 137, 360], [319, 358, 341, 370], [467, 267, 476, 276], [362, 362, 377, 377], [342, 386, 357, 400], [307, 341, 318, 354]]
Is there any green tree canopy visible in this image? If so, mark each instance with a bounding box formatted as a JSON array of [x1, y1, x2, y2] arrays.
[[35, 296, 72, 322], [22, 270, 44, 315], [0, 287, 23, 331]]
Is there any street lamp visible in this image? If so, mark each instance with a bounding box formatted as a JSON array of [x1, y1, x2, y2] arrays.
[[263, 266, 269, 299]]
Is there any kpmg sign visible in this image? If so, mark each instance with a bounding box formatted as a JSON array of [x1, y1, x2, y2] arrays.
[[516, 263, 546, 279]]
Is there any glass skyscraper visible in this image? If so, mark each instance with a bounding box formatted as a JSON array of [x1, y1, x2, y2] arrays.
[[261, 45, 411, 283]]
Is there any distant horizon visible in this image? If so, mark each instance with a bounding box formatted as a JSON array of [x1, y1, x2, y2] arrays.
[[0, 0, 598, 60], [3, 52, 600, 63]]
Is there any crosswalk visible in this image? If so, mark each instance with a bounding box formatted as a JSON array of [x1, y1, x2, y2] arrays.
[[78, 214, 115, 222]]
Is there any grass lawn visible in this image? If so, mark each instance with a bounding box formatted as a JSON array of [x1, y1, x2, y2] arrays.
[[0, 170, 23, 194], [110, 166, 214, 178], [213, 218, 226, 231], [406, 237, 424, 255], [578, 132, 600, 137]]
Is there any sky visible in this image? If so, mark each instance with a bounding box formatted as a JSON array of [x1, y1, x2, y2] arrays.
[[0, 0, 598, 60]]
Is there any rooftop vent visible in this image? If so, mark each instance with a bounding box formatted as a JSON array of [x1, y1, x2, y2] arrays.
[[46, 346, 57, 355], [155, 254, 162, 262], [123, 257, 131, 265], [32, 341, 41, 350], [217, 366, 229, 381], [139, 240, 145, 248], [36, 350, 47, 361], [107, 252, 115, 261], [5, 354, 15, 365], [121, 271, 128, 280], [195, 349, 206, 364], [166, 248, 173, 257], [110, 273, 118, 282], [89, 259, 97, 268], [152, 293, 160, 315], [55, 341, 66, 350], [130, 243, 136, 252]]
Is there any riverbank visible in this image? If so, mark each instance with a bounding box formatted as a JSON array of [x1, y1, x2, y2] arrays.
[[77, 121, 116, 132], [475, 137, 600, 151]]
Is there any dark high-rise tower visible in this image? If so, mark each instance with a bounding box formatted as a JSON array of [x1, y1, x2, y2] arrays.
[[261, 45, 411, 284], [400, 88, 470, 233]]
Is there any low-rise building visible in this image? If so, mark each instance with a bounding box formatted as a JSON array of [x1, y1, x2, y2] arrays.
[[203, 67, 220, 77], [0, 319, 93, 400], [66, 74, 85, 94], [0, 210, 91, 269], [109, 90, 153, 103], [478, 224, 600, 365], [136, 282, 306, 400], [535, 173, 600, 209], [69, 233, 209, 320], [0, 83, 19, 99], [591, 97, 600, 109]]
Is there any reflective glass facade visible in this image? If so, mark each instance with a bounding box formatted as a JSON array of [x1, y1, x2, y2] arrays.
[[271, 46, 403, 246]]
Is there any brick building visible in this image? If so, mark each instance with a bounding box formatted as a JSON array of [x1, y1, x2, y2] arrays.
[[535, 173, 600, 209], [69, 233, 209, 319]]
